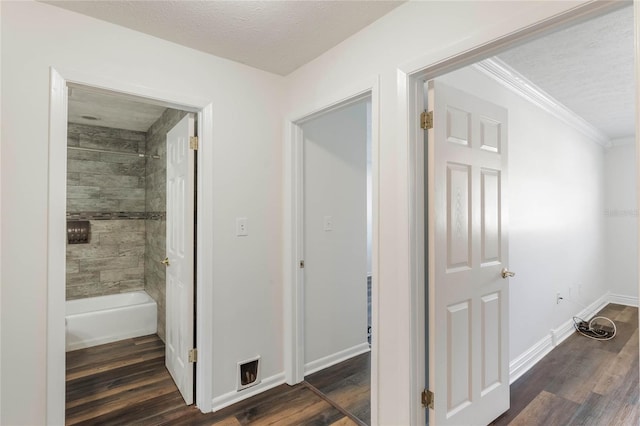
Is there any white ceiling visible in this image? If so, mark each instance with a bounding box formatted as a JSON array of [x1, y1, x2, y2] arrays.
[[44, 0, 404, 76], [497, 5, 634, 141], [60, 1, 634, 141]]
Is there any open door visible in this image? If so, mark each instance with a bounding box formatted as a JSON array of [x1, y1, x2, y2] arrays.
[[427, 80, 511, 425], [165, 113, 196, 405]]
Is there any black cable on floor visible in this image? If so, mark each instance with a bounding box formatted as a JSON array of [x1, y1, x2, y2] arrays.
[[573, 316, 617, 340]]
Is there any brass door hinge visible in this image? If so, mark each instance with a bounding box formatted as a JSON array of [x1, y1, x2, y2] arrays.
[[190, 136, 199, 150], [189, 348, 198, 363], [421, 389, 434, 409], [420, 111, 433, 130]]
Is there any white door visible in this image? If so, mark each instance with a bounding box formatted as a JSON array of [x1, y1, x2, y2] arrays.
[[427, 80, 511, 425], [165, 113, 195, 405]]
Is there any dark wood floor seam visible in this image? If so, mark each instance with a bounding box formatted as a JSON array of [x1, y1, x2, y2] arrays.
[[302, 380, 368, 426]]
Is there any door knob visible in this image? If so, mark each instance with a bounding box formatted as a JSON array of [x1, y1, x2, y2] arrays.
[[161, 257, 170, 266], [501, 268, 515, 279]]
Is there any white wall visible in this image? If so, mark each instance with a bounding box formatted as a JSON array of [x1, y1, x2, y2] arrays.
[[302, 100, 368, 370], [605, 139, 638, 298], [284, 1, 592, 423], [438, 66, 608, 362], [0, 0, 605, 424], [1, 2, 284, 424]]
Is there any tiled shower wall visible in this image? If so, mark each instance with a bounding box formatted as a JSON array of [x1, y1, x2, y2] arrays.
[[144, 108, 188, 342], [66, 123, 147, 300]]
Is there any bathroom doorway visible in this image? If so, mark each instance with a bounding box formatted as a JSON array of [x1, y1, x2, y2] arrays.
[[63, 84, 198, 415]]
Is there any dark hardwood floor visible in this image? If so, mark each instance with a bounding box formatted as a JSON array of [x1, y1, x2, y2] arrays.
[[66, 336, 369, 425], [491, 304, 639, 426], [67, 304, 637, 425], [305, 352, 370, 425]]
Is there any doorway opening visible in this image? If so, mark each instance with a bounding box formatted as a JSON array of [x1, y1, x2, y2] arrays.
[[63, 84, 198, 420], [284, 79, 379, 424], [404, 1, 636, 424], [299, 96, 372, 424], [47, 68, 215, 423]]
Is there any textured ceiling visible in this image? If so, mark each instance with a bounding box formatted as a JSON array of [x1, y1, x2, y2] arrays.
[[44, 0, 404, 76], [57, 1, 634, 141], [497, 5, 634, 140]]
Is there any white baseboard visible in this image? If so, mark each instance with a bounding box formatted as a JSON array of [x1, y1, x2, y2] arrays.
[[211, 372, 285, 412], [609, 293, 639, 307], [508, 335, 553, 384], [210, 343, 369, 413], [304, 342, 371, 376], [509, 291, 636, 384]]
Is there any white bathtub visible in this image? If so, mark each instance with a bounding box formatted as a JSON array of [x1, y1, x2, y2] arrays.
[[66, 291, 157, 351]]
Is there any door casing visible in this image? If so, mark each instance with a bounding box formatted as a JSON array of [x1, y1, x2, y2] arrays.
[[398, 1, 632, 424], [47, 68, 214, 424], [283, 77, 380, 422]]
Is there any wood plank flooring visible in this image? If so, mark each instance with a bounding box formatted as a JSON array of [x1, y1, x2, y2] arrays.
[[68, 304, 638, 425], [491, 304, 639, 426], [305, 353, 370, 425], [66, 336, 368, 425]]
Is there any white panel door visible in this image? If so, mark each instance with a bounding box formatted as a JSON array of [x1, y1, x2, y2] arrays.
[[166, 113, 195, 405], [428, 80, 510, 425]]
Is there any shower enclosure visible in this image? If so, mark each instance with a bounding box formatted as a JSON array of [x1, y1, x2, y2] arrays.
[[65, 90, 187, 349]]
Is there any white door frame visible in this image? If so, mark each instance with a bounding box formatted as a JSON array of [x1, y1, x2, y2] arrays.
[[397, 1, 629, 424], [47, 67, 215, 424], [283, 76, 380, 421]]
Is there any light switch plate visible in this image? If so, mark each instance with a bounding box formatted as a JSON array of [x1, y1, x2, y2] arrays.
[[323, 216, 333, 231]]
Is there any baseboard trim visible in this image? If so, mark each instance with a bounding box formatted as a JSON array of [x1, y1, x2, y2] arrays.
[[211, 372, 286, 412], [609, 293, 639, 307], [509, 291, 635, 384], [508, 335, 553, 384], [304, 342, 371, 376]]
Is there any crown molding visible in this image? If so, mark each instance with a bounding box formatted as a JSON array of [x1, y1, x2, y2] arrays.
[[473, 57, 611, 148]]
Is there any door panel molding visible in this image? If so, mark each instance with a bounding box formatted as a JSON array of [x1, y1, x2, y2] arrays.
[[166, 113, 195, 405]]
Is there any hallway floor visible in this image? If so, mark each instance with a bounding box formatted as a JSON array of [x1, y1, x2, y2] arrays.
[[65, 335, 370, 425], [66, 304, 638, 425], [491, 304, 639, 425]]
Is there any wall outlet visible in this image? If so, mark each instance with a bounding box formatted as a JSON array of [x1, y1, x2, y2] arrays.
[[236, 217, 248, 236]]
